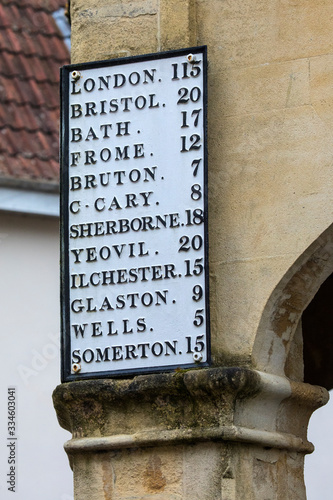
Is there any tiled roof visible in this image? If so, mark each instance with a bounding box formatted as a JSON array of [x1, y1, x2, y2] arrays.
[[0, 0, 70, 187]]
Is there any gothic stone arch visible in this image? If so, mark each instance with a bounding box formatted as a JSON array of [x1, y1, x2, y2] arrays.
[[252, 223, 333, 383]]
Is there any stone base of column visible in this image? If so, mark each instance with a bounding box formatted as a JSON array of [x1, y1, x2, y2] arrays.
[[53, 367, 327, 499]]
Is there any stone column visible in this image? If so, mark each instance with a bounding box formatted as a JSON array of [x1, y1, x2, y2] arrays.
[[53, 368, 326, 499], [54, 0, 333, 498]]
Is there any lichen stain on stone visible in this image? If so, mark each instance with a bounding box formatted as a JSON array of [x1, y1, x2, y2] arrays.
[[102, 458, 115, 500], [143, 455, 166, 492]]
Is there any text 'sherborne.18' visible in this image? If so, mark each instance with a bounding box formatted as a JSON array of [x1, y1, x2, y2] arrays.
[[60, 46, 209, 381]]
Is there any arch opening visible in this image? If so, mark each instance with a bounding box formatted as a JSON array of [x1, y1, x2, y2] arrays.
[[302, 272, 333, 390], [252, 223, 333, 380]]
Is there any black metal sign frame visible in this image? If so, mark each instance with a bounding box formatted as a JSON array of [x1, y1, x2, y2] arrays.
[[60, 46, 210, 382]]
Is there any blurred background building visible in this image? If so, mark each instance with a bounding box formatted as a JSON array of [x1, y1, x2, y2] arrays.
[[0, 1, 72, 498]]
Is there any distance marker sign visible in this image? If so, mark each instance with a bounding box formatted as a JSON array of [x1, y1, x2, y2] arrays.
[[60, 46, 209, 381]]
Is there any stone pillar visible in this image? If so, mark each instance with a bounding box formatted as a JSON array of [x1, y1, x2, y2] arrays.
[[54, 0, 333, 498], [53, 368, 327, 499]]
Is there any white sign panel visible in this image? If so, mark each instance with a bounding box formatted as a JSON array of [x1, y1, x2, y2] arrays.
[[60, 46, 209, 380]]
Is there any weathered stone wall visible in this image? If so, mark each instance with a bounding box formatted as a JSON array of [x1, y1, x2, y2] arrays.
[[196, 0, 333, 369], [69, 0, 333, 371], [68, 444, 306, 499]]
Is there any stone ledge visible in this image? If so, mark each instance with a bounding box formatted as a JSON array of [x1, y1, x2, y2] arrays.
[[53, 367, 261, 437], [53, 367, 328, 455], [64, 425, 313, 455]]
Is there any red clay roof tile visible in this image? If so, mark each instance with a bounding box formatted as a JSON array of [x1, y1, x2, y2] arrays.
[[0, 0, 70, 185]]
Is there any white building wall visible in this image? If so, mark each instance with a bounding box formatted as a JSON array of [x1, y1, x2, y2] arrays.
[[0, 212, 73, 499]]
